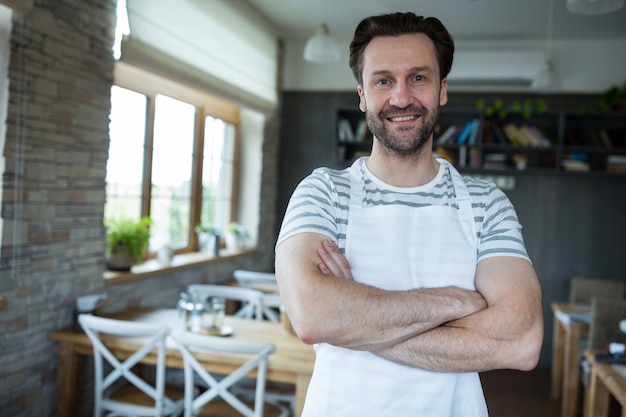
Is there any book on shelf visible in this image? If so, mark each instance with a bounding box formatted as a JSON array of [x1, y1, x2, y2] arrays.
[[490, 121, 510, 145], [456, 120, 476, 145], [598, 129, 613, 148], [337, 119, 355, 143], [482, 153, 507, 170], [354, 119, 370, 143], [467, 119, 481, 146], [607, 154, 626, 173], [561, 158, 590, 172], [435, 125, 460, 145]]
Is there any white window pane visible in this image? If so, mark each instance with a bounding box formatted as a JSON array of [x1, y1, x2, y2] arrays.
[[150, 94, 195, 250], [105, 86, 146, 221], [200, 116, 235, 233]]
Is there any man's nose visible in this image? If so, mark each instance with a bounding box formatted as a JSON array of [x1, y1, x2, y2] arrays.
[[389, 81, 413, 108]]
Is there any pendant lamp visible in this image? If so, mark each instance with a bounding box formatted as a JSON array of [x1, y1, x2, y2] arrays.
[[567, 0, 625, 14], [303, 0, 340, 63], [532, 0, 561, 92]]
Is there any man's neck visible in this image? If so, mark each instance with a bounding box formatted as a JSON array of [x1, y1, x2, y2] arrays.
[[365, 141, 440, 187]]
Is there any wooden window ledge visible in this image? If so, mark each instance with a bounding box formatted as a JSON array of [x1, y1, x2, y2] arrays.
[[104, 248, 256, 285]]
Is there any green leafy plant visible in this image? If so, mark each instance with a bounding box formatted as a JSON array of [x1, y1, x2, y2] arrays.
[[476, 98, 548, 120], [595, 81, 626, 112], [228, 222, 245, 235], [105, 217, 152, 264], [194, 223, 221, 236]]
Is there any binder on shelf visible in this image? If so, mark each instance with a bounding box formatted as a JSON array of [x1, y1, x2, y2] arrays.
[[456, 121, 475, 145]]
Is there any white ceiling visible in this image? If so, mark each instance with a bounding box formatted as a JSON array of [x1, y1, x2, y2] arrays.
[[243, 0, 626, 44]]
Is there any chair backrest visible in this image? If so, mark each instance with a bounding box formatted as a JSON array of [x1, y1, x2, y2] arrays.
[[233, 270, 278, 288], [233, 270, 282, 322], [588, 297, 626, 349], [171, 331, 275, 417], [78, 314, 178, 417], [188, 284, 265, 320], [568, 277, 625, 305]]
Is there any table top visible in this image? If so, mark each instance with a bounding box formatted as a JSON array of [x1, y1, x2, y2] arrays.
[[551, 301, 592, 325], [50, 307, 315, 377]]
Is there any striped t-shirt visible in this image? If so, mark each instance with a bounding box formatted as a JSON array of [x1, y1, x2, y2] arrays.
[[277, 157, 530, 263]]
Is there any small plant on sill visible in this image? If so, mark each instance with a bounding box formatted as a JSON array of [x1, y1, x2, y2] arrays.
[[105, 216, 152, 271]]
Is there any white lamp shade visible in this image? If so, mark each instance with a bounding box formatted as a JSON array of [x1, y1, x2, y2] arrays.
[[567, 0, 625, 14], [531, 60, 561, 92], [303, 23, 341, 63]]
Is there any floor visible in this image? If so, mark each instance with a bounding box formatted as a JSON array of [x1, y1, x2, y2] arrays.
[[480, 368, 622, 417]]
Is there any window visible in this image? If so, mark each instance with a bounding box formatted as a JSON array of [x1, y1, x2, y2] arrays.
[[106, 64, 240, 256]]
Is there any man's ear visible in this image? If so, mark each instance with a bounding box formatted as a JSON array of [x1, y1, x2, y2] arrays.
[[439, 78, 448, 106], [358, 85, 366, 112]]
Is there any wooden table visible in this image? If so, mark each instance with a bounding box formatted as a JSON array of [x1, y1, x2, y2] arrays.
[[49, 308, 315, 417], [551, 302, 591, 417], [583, 349, 626, 417]]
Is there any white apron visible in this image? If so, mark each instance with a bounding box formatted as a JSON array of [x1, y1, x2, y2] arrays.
[[302, 159, 489, 417]]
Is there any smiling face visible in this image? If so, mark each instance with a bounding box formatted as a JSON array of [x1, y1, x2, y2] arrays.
[[358, 33, 448, 156]]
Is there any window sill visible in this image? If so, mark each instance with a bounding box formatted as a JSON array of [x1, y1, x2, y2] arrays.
[[103, 248, 257, 285]]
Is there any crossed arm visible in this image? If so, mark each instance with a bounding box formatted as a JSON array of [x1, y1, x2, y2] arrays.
[[275, 233, 543, 373]]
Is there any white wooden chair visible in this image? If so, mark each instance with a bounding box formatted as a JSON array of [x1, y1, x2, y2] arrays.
[[184, 283, 293, 416], [187, 284, 265, 320], [171, 331, 283, 417], [233, 270, 282, 322], [78, 314, 184, 417]]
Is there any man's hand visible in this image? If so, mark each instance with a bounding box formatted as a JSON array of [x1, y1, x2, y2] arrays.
[[317, 239, 353, 280]]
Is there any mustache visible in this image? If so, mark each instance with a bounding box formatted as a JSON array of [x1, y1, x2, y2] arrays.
[[379, 105, 427, 118]]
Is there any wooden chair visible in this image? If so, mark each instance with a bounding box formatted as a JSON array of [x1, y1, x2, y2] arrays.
[[185, 284, 293, 416], [187, 284, 265, 320], [568, 277, 625, 305], [233, 270, 282, 322], [78, 314, 185, 417], [581, 297, 626, 417], [171, 331, 287, 417]]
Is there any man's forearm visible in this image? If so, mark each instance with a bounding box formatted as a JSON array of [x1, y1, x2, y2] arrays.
[[372, 296, 543, 372]]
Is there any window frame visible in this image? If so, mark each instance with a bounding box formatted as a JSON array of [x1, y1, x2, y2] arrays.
[[111, 61, 241, 256]]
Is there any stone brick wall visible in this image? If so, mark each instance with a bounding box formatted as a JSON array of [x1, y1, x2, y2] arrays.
[[0, 1, 279, 416]]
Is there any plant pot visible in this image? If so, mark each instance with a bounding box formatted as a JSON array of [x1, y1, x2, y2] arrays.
[[198, 232, 220, 257], [106, 252, 135, 271], [225, 232, 245, 250]]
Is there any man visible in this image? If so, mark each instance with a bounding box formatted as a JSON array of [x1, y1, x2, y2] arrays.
[[275, 12, 543, 416]]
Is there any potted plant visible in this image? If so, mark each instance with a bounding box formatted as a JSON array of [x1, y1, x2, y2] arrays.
[[225, 222, 248, 250], [105, 217, 152, 271], [194, 223, 221, 256]]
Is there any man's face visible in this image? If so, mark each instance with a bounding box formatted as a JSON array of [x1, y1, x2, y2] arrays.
[[357, 33, 448, 156]]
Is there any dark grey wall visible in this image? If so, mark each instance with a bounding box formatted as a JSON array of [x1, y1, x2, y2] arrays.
[[277, 91, 626, 369]]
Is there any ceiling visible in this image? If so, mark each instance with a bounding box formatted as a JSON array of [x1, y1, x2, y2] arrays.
[[243, 0, 626, 44]]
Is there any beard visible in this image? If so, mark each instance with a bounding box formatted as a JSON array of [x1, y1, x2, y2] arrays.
[[366, 104, 439, 156]]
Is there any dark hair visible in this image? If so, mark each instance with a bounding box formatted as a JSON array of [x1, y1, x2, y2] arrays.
[[349, 12, 454, 85]]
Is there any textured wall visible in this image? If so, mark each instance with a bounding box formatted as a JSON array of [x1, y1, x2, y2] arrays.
[[0, 1, 280, 416]]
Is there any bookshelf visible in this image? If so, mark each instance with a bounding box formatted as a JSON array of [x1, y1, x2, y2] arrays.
[[336, 108, 373, 164], [336, 106, 626, 174]]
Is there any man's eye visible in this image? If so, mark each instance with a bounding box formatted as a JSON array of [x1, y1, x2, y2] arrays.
[[413, 75, 424, 82], [377, 79, 390, 86]]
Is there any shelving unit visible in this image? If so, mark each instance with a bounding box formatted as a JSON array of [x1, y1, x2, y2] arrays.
[[336, 108, 373, 164], [336, 106, 626, 175]]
